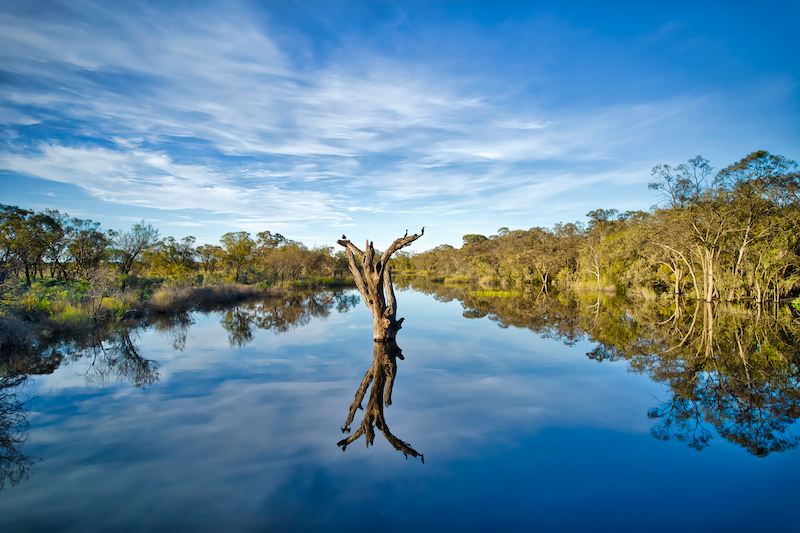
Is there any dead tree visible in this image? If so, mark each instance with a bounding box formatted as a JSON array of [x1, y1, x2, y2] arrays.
[[337, 340, 423, 462], [337, 229, 423, 342]]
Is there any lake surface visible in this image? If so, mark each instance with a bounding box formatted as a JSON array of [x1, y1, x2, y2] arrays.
[[1, 286, 799, 532]]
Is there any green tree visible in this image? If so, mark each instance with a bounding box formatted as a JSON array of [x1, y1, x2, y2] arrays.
[[333, 250, 352, 276], [67, 219, 109, 279], [152, 236, 197, 276], [111, 221, 160, 275], [220, 231, 254, 282], [715, 151, 799, 301], [0, 206, 63, 285], [196, 244, 225, 274], [41, 210, 70, 281]]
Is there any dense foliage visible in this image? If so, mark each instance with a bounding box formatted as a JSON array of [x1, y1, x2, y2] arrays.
[[0, 212, 350, 351], [0, 209, 350, 289], [393, 151, 800, 304]]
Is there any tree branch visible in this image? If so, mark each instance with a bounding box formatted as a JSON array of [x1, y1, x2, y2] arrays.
[[378, 229, 424, 281], [338, 240, 371, 304]]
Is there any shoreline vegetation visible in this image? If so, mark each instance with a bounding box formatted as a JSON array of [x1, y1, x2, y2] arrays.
[[391, 151, 800, 313], [0, 280, 285, 356], [0, 217, 357, 354], [2, 150, 800, 355]]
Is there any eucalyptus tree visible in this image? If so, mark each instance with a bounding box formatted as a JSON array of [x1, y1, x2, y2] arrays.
[[646, 208, 699, 298], [0, 206, 64, 285], [647, 158, 709, 299], [41, 210, 70, 280], [332, 250, 351, 277], [580, 209, 635, 291], [649, 156, 711, 210], [67, 219, 109, 280], [195, 244, 224, 274], [550, 222, 584, 288], [648, 156, 730, 302], [111, 221, 160, 276], [251, 230, 285, 281], [152, 236, 197, 276], [514, 227, 562, 290], [714, 151, 799, 301], [272, 241, 310, 281], [220, 231, 254, 282], [461, 232, 500, 278], [0, 206, 30, 280]]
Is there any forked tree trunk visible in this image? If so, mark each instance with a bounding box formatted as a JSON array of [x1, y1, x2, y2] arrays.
[[337, 229, 424, 342]]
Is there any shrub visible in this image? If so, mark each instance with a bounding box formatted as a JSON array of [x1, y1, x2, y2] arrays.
[[22, 291, 40, 311], [101, 296, 129, 317], [51, 304, 87, 325]]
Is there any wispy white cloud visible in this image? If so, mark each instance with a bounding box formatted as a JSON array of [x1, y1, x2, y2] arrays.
[[0, 1, 794, 247], [0, 144, 342, 223]]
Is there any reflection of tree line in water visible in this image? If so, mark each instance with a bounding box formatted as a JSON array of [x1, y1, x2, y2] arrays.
[[221, 291, 359, 347], [397, 275, 800, 457], [2, 278, 797, 491], [0, 289, 360, 491], [0, 372, 34, 492]]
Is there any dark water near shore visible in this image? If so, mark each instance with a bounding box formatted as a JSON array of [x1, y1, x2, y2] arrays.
[[1, 285, 799, 532]]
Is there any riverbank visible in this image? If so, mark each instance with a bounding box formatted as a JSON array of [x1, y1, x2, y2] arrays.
[[0, 276, 354, 357]]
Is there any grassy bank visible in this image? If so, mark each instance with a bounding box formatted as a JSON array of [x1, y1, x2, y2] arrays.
[[0, 272, 351, 356]]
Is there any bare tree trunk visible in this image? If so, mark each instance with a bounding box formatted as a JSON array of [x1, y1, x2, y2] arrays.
[[706, 249, 714, 303], [674, 260, 683, 295], [337, 229, 424, 342], [584, 242, 601, 290]]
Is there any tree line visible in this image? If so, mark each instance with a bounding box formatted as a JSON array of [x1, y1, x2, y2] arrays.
[[392, 151, 800, 303], [0, 209, 351, 287], [3, 149, 798, 304]]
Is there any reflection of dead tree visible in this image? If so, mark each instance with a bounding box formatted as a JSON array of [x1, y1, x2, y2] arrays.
[[338, 230, 424, 342], [338, 340, 423, 462], [0, 371, 37, 490]]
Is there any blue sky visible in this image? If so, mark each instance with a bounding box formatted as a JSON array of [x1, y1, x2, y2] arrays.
[[1, 1, 798, 251]]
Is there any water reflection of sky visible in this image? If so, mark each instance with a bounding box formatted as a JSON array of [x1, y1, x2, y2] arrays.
[[1, 290, 798, 532]]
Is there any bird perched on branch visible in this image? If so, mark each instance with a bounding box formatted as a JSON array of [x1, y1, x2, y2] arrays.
[[421, 227, 425, 235], [342, 235, 347, 240], [404, 229, 408, 238]]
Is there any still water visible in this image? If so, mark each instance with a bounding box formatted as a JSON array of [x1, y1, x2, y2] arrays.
[[1, 286, 798, 532]]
